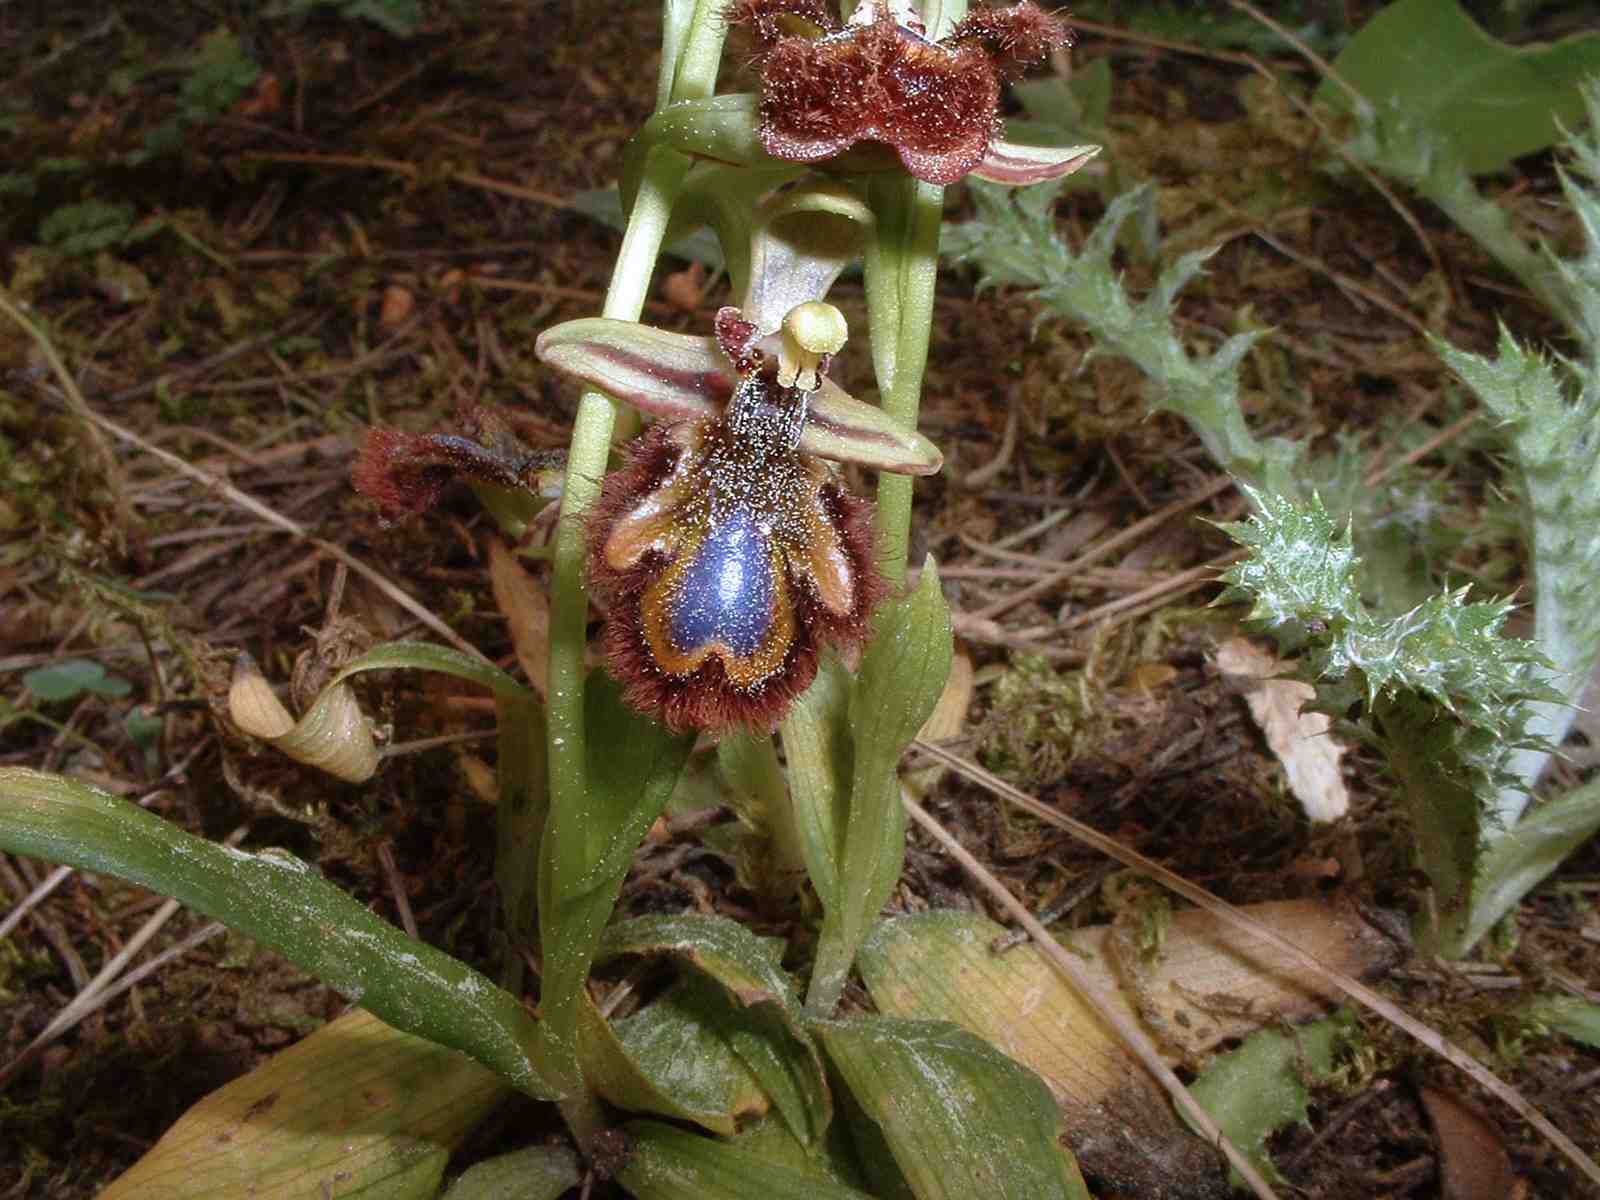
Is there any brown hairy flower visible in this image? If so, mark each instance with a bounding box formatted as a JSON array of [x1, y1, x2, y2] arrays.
[[729, 0, 1072, 184]]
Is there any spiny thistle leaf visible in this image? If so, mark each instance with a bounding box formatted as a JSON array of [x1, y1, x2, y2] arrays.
[[944, 181, 1301, 497], [1432, 327, 1600, 829], [1217, 487, 1564, 952], [1218, 485, 1558, 751]]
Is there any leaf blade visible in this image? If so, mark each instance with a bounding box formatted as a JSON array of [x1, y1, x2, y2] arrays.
[[0, 768, 558, 1099]]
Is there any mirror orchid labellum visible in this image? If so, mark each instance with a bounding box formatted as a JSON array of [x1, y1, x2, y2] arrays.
[[728, 0, 1075, 184], [538, 301, 940, 733]]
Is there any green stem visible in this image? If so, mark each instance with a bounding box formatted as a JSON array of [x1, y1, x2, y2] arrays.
[[865, 175, 944, 583], [545, 151, 687, 860], [539, 0, 728, 1094], [543, 0, 727, 887]]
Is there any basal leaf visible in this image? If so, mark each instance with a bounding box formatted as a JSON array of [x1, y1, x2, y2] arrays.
[[102, 1009, 506, 1199], [860, 905, 1394, 1198], [617, 1120, 877, 1200], [441, 1144, 580, 1200], [0, 769, 557, 1099], [599, 914, 831, 1146], [815, 1016, 1090, 1200], [581, 979, 767, 1136]]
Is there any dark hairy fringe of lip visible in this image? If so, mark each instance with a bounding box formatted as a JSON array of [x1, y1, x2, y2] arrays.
[[948, 2, 1072, 77], [724, 0, 837, 49], [587, 422, 886, 733]]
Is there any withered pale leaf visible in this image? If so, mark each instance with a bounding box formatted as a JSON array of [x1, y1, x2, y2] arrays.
[[101, 1009, 506, 1199], [487, 538, 549, 697], [1217, 637, 1350, 822], [1420, 1085, 1520, 1200], [861, 900, 1399, 1199]]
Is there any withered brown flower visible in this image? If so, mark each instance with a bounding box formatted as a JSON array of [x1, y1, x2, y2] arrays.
[[729, 0, 1073, 185]]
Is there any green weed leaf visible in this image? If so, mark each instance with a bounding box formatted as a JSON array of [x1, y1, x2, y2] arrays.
[[1520, 994, 1600, 1050], [23, 658, 132, 702], [1217, 486, 1565, 953], [0, 769, 558, 1098], [38, 201, 135, 256], [1320, 0, 1600, 175], [945, 182, 1300, 496], [1186, 1015, 1347, 1188]]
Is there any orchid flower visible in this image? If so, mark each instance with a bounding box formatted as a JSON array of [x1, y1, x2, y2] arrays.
[[717, 0, 1093, 186], [534, 185, 941, 731]]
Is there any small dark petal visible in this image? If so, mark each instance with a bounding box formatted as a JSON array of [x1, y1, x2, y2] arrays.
[[950, 3, 1072, 76], [726, 0, 838, 51], [758, 33, 874, 164], [714, 305, 762, 372], [351, 428, 456, 524], [352, 414, 562, 525]]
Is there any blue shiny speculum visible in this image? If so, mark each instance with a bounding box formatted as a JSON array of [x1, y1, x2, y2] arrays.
[[668, 507, 776, 658]]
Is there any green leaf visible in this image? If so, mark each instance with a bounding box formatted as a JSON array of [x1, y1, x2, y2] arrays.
[[331, 640, 537, 703], [24, 658, 133, 701], [1186, 1015, 1347, 1189], [582, 978, 768, 1136], [1319, 0, 1600, 175], [809, 562, 952, 1011], [38, 200, 136, 256], [731, 1116, 872, 1193], [102, 1009, 506, 1200], [601, 913, 798, 1012], [617, 1120, 877, 1200], [599, 913, 832, 1146], [1520, 995, 1600, 1050], [441, 1144, 580, 1200], [781, 657, 855, 912], [1467, 778, 1600, 954], [494, 691, 546, 966], [537, 672, 695, 1090], [339, 0, 422, 37], [0, 769, 558, 1099], [859, 904, 1394, 1196], [814, 1016, 1090, 1200]]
